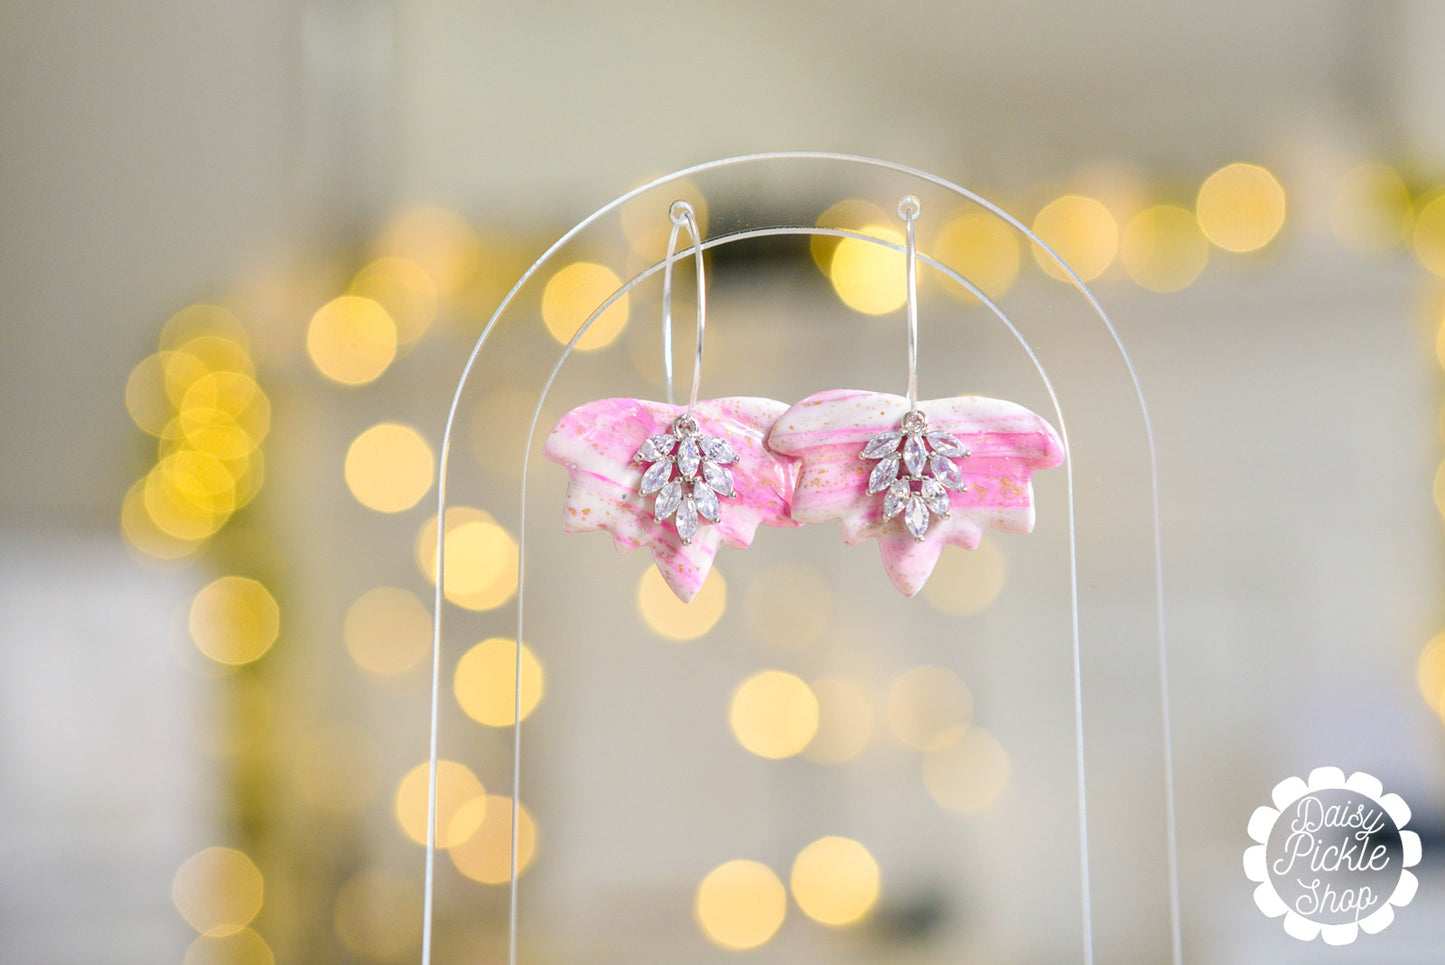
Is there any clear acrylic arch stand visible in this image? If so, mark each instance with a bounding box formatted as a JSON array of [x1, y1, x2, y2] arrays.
[[422, 153, 1180, 965]]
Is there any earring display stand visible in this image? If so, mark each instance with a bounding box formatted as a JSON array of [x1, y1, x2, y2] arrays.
[[420, 153, 1178, 965]]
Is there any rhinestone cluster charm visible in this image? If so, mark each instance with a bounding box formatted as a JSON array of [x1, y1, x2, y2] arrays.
[[860, 410, 970, 541], [634, 413, 738, 544]]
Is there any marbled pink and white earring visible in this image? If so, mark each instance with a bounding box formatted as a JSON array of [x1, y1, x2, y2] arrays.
[[543, 202, 799, 603], [768, 197, 1066, 597]]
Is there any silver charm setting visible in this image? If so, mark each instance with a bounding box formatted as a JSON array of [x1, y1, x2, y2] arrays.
[[635, 413, 737, 544], [861, 409, 970, 541]]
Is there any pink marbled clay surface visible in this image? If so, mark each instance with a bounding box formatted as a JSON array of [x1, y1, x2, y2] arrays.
[[542, 397, 799, 602], [768, 389, 1066, 597]]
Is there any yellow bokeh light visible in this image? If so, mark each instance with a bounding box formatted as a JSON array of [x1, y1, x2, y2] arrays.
[[448, 795, 539, 884], [804, 677, 874, 765], [1331, 164, 1413, 254], [163, 350, 213, 409], [695, 859, 787, 951], [541, 262, 629, 351], [161, 303, 249, 353], [189, 576, 280, 666], [1417, 633, 1445, 716], [156, 443, 240, 510], [1120, 205, 1209, 293], [415, 508, 519, 611], [121, 476, 206, 561], [344, 586, 432, 677], [829, 225, 907, 315], [922, 540, 1006, 616], [729, 670, 819, 760], [1030, 195, 1118, 282], [183, 928, 274, 965], [790, 836, 880, 926], [886, 666, 972, 751], [172, 847, 264, 937], [145, 449, 236, 540], [1412, 194, 1445, 279], [174, 411, 258, 465], [126, 353, 179, 436], [334, 868, 422, 961], [350, 257, 439, 346], [377, 207, 482, 297], [744, 561, 831, 649], [934, 211, 1021, 301], [636, 567, 727, 641], [181, 369, 265, 419], [128, 302, 263, 553], [291, 724, 377, 812], [344, 422, 435, 513], [307, 295, 397, 385], [811, 199, 891, 275], [1196, 162, 1287, 253], [393, 760, 486, 849], [176, 334, 255, 379], [922, 725, 1010, 813], [175, 394, 264, 462], [454, 638, 544, 727]]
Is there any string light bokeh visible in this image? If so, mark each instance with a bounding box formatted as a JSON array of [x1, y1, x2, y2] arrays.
[[7, 5, 1445, 963], [108, 151, 1445, 959]]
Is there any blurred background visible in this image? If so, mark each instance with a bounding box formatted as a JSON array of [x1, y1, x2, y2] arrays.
[[4, 2, 1445, 963]]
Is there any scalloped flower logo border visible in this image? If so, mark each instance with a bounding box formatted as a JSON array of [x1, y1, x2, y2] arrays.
[[1244, 767, 1421, 944]]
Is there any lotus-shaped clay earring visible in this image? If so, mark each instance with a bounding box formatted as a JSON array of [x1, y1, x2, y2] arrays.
[[769, 197, 1065, 596], [543, 202, 799, 602]]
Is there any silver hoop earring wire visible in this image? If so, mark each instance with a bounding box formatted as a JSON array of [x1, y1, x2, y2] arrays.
[[898, 194, 921, 410], [660, 200, 707, 410]]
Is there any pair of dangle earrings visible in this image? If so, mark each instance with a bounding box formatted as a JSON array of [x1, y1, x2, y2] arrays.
[[543, 198, 1065, 602]]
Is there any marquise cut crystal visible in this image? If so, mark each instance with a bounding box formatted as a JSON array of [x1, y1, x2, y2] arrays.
[[702, 461, 735, 497], [676, 439, 700, 478], [640, 458, 672, 495], [920, 477, 950, 515], [699, 435, 737, 464], [693, 483, 720, 522], [926, 431, 968, 457], [904, 494, 930, 540], [675, 497, 699, 542], [903, 434, 928, 476], [637, 434, 675, 462], [861, 431, 903, 459], [930, 453, 966, 491], [858, 409, 971, 541], [654, 479, 683, 520], [867, 455, 900, 494], [883, 479, 911, 519]]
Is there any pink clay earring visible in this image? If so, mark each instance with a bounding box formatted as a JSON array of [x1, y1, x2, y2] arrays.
[[543, 202, 799, 603], [768, 196, 1066, 597]]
